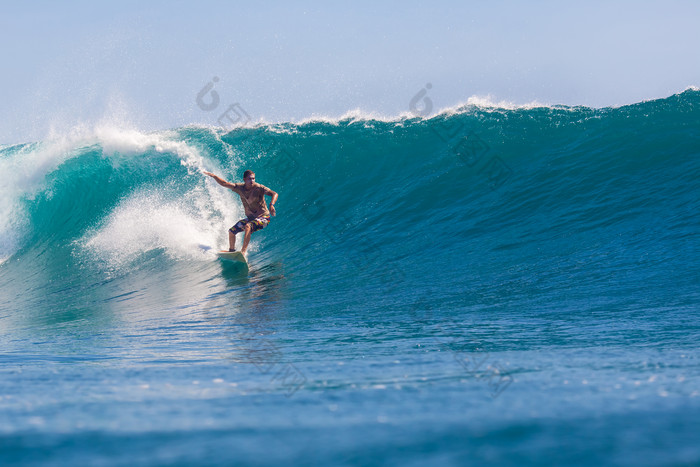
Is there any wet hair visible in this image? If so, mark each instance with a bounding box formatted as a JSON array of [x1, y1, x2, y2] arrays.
[[243, 170, 255, 180]]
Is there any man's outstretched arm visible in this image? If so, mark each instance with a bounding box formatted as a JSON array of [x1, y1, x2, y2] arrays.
[[203, 171, 236, 190]]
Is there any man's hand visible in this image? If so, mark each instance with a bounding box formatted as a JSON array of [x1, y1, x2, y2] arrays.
[[270, 205, 276, 217], [203, 171, 214, 177]]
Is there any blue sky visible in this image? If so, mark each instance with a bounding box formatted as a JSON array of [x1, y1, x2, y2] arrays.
[[1, 0, 699, 143]]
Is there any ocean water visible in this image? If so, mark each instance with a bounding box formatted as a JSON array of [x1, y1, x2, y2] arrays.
[[1, 89, 699, 466]]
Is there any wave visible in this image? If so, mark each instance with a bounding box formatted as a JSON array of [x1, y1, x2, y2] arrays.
[[0, 89, 698, 315]]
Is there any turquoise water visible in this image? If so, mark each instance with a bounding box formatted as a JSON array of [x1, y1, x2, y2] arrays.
[[1, 90, 699, 465]]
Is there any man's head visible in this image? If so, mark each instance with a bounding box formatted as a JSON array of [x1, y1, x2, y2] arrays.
[[243, 170, 255, 188]]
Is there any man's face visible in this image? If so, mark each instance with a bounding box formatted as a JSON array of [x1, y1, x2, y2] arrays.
[[244, 174, 255, 188]]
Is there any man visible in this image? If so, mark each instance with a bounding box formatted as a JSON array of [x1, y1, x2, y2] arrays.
[[203, 170, 278, 255]]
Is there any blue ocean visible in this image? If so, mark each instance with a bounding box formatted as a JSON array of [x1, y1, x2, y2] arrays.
[[1, 89, 699, 466]]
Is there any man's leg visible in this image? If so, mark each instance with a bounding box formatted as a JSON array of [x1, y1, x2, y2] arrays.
[[241, 224, 252, 254], [228, 229, 237, 251]]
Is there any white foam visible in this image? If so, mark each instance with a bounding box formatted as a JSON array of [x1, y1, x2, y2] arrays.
[[296, 108, 413, 126], [253, 98, 558, 128], [442, 95, 550, 113], [81, 185, 243, 270]]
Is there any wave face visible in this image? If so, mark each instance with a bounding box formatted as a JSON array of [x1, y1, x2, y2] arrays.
[[1, 90, 699, 464]]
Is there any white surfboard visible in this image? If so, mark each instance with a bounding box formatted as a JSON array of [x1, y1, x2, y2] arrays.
[[216, 250, 248, 266]]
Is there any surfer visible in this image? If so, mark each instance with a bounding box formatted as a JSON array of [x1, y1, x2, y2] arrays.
[[203, 170, 278, 255]]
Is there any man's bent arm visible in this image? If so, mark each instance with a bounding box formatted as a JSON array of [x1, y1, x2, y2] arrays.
[[266, 187, 278, 216], [203, 171, 236, 190]]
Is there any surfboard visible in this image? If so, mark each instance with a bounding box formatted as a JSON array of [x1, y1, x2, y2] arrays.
[[216, 250, 248, 265]]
